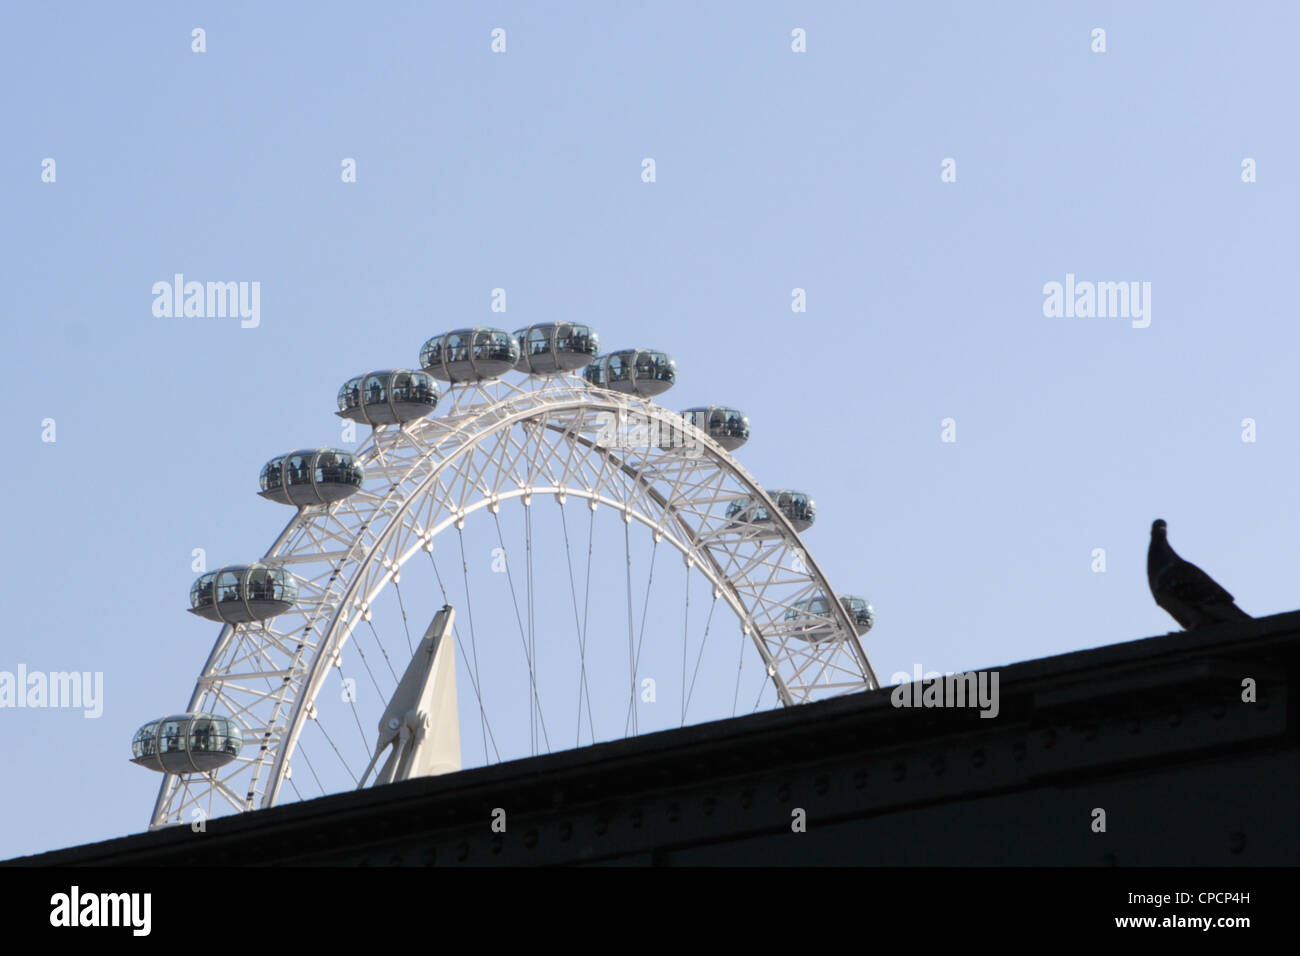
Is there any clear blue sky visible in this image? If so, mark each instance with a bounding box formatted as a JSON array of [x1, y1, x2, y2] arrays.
[[2, 1, 1297, 858]]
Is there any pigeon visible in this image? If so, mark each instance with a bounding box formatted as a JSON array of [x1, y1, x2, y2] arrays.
[[1147, 519, 1250, 630]]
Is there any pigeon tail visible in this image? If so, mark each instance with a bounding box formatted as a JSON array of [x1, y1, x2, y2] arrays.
[[1197, 599, 1251, 623]]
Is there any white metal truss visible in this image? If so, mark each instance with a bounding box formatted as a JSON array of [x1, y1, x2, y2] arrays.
[[150, 373, 880, 828]]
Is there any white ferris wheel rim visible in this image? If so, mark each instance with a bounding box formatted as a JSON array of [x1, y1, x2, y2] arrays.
[[151, 373, 879, 828]]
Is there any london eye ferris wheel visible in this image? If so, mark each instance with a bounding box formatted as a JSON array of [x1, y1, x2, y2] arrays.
[[129, 323, 879, 829]]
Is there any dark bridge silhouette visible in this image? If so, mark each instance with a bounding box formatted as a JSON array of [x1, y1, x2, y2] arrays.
[[10, 611, 1300, 866]]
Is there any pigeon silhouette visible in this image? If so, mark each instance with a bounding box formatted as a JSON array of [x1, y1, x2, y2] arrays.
[[1147, 519, 1250, 630]]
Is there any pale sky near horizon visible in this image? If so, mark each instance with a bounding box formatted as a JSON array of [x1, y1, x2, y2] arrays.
[[2, 1, 1298, 859]]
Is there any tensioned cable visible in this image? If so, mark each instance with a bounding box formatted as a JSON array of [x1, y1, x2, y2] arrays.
[[580, 505, 597, 743], [683, 593, 719, 721], [314, 704, 360, 785], [623, 515, 637, 735], [526, 503, 537, 754], [294, 740, 327, 795], [428, 546, 497, 763], [731, 624, 746, 717], [625, 534, 660, 736], [454, 526, 498, 763], [392, 578, 415, 657], [631, 536, 659, 673], [528, 502, 543, 752], [559, 502, 596, 746], [492, 510, 552, 754], [362, 615, 400, 684], [356, 619, 394, 695], [681, 561, 690, 726], [339, 662, 371, 754], [751, 666, 769, 713]]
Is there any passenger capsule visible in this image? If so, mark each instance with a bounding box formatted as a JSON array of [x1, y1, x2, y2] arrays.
[[420, 328, 520, 382], [583, 349, 677, 397], [784, 594, 875, 641], [259, 448, 364, 506], [681, 406, 751, 451], [131, 713, 242, 774], [725, 489, 816, 533], [337, 370, 438, 426], [189, 564, 297, 623], [514, 322, 600, 374]]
